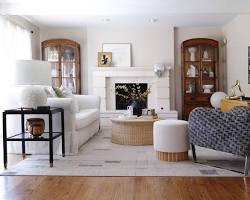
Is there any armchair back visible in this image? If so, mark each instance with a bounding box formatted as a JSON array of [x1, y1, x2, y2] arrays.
[[188, 106, 250, 157]]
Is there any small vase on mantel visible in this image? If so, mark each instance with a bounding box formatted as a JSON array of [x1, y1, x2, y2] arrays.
[[130, 99, 147, 117]]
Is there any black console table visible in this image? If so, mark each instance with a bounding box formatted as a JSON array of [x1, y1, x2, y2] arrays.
[[2, 107, 65, 168]]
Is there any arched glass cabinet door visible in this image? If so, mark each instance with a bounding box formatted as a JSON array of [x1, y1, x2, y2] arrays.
[[42, 39, 81, 94]]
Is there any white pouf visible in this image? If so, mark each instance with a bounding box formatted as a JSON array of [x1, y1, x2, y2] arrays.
[[153, 120, 189, 161]]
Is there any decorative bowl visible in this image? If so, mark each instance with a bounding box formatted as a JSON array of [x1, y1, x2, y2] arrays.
[[203, 85, 214, 93]]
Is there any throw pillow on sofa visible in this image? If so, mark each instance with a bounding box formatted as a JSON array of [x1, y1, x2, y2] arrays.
[[44, 86, 57, 97], [53, 87, 65, 98]]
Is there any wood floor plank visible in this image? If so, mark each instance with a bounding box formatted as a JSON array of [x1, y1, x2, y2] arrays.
[[0, 176, 250, 200]]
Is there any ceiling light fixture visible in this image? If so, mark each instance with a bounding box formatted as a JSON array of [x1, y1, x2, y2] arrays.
[[102, 18, 111, 22], [150, 18, 159, 23]]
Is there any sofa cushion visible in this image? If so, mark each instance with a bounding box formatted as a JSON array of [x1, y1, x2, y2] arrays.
[[75, 109, 99, 130]]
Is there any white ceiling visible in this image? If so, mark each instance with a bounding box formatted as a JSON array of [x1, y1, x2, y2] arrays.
[[1, 0, 250, 27]]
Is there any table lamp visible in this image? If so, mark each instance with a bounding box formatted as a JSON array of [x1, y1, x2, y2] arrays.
[[15, 60, 52, 108]]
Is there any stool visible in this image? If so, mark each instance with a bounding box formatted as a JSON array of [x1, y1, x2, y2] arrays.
[[153, 120, 189, 161]]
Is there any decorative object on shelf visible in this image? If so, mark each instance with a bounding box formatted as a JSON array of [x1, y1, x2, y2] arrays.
[[126, 105, 133, 116], [203, 50, 209, 60], [26, 118, 45, 137], [202, 84, 214, 93], [226, 80, 245, 100], [142, 108, 156, 116], [102, 43, 131, 67], [182, 38, 219, 120], [186, 82, 195, 93], [115, 83, 150, 116], [129, 99, 146, 117], [98, 52, 112, 67], [203, 67, 209, 76], [154, 63, 165, 77], [42, 39, 81, 94], [210, 91, 227, 109], [187, 64, 197, 77], [188, 47, 197, 61], [209, 68, 214, 78], [14, 60, 52, 108]]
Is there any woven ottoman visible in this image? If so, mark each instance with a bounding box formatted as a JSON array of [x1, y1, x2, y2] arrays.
[[153, 120, 189, 161]]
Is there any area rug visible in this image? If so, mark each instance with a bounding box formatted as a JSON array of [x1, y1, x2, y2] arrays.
[[0, 128, 245, 176]]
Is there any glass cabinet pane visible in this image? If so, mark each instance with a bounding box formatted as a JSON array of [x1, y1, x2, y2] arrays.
[[44, 46, 59, 62], [61, 62, 76, 78], [185, 79, 196, 94], [51, 62, 59, 77], [185, 63, 199, 78], [184, 46, 200, 61], [201, 64, 216, 94], [61, 47, 75, 62], [201, 46, 215, 61], [62, 78, 76, 93], [52, 78, 60, 87]]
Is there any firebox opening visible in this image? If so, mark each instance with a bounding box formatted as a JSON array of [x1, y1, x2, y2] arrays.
[[115, 83, 148, 110]]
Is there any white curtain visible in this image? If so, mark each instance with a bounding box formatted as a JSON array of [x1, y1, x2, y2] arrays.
[[0, 16, 32, 135], [0, 16, 32, 85]]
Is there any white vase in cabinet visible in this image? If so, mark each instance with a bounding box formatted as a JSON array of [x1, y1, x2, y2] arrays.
[[188, 47, 197, 61]]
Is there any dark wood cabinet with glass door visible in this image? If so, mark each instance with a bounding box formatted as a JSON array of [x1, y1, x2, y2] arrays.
[[42, 39, 81, 94], [181, 38, 219, 120]]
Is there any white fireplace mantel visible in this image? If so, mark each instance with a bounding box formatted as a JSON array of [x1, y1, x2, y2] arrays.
[[92, 66, 171, 112]]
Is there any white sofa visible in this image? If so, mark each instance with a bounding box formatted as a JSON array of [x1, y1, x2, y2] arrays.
[[7, 94, 100, 155]]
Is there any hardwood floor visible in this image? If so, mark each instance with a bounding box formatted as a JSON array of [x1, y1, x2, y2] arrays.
[[0, 176, 249, 200]]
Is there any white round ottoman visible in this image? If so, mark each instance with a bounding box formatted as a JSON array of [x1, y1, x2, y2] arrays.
[[153, 120, 189, 161]]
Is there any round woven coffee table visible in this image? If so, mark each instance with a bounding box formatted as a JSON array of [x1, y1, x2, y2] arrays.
[[111, 117, 159, 145]]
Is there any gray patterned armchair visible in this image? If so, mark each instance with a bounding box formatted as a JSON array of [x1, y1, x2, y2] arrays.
[[188, 106, 250, 175]]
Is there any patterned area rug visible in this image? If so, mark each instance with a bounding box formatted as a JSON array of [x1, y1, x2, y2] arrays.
[[0, 128, 245, 176]]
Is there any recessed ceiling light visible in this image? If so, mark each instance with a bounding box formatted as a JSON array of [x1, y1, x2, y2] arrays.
[[102, 18, 111, 22], [150, 18, 159, 23]]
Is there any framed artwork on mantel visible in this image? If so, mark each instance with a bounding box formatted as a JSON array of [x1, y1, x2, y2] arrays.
[[102, 43, 131, 67], [98, 52, 112, 67]]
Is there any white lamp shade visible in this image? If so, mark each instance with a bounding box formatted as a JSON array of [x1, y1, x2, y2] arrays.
[[15, 60, 52, 85]]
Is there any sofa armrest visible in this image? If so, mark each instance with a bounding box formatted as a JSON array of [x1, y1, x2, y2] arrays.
[[74, 95, 100, 110], [46, 97, 76, 113]]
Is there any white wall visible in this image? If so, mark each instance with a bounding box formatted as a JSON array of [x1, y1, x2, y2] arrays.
[[86, 25, 175, 108], [39, 27, 88, 94], [223, 14, 250, 96], [174, 26, 224, 118]]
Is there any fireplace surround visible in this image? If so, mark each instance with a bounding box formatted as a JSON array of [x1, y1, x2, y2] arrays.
[[93, 67, 171, 112]]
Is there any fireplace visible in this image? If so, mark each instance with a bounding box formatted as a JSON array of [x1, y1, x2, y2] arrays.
[[93, 67, 171, 111], [115, 83, 148, 110]]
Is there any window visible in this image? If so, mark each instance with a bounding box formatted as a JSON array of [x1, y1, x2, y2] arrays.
[[0, 16, 32, 133], [0, 16, 32, 86]]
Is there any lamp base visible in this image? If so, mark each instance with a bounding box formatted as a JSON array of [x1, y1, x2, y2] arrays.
[[19, 86, 47, 109]]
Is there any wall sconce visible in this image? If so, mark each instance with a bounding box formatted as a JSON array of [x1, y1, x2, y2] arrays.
[[154, 63, 165, 77]]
